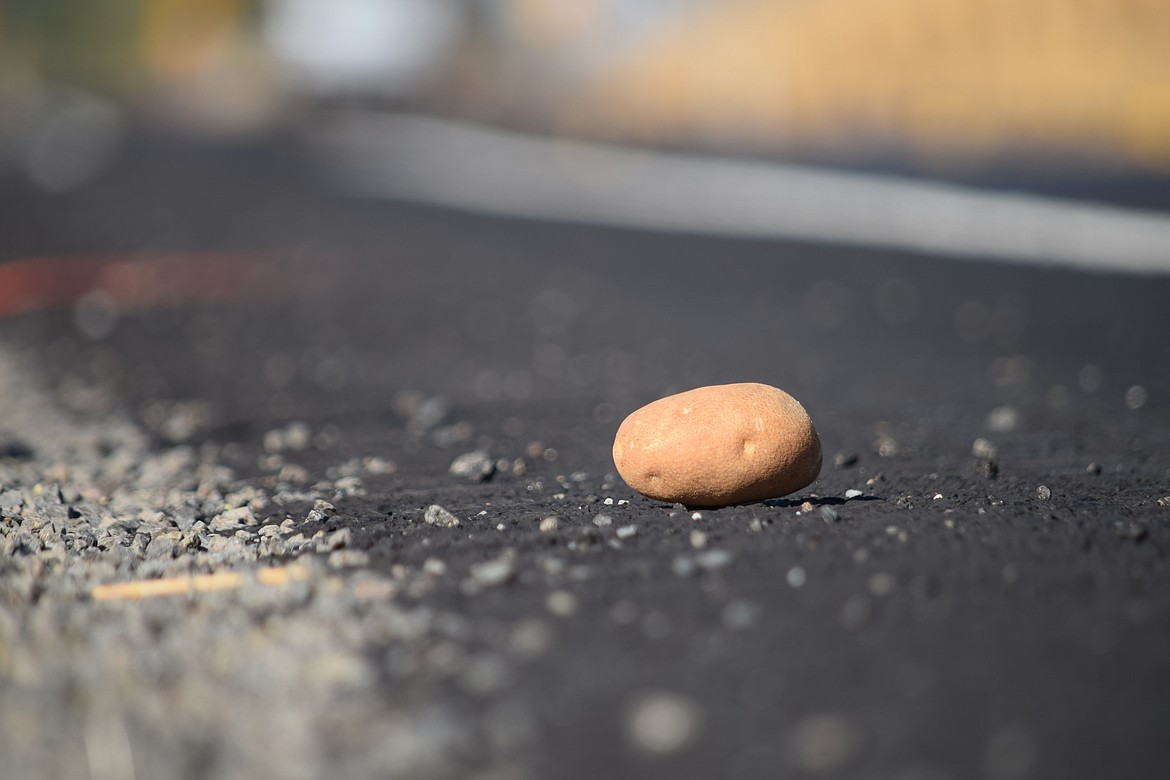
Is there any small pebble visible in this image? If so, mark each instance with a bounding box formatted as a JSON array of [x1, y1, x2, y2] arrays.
[[424, 504, 461, 527], [545, 590, 578, 617], [615, 525, 638, 539], [867, 572, 895, 596], [328, 549, 369, 568], [671, 556, 697, 577], [1125, 385, 1148, 410], [449, 451, 496, 482], [509, 619, 554, 660], [306, 499, 335, 523], [626, 692, 703, 755], [469, 557, 515, 588], [972, 438, 998, 461], [833, 451, 859, 469], [693, 549, 733, 571], [538, 517, 559, 533], [1036, 485, 1052, 501], [844, 489, 863, 499], [316, 527, 352, 553], [423, 558, 448, 576], [986, 405, 1020, 433], [592, 514, 613, 527]]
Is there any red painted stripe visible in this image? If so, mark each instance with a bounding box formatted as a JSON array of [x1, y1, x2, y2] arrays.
[[0, 252, 299, 316]]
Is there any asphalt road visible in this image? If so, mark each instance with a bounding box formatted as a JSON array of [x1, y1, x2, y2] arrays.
[[2, 132, 1169, 779]]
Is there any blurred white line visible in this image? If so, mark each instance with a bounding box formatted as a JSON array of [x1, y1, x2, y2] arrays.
[[314, 112, 1170, 274]]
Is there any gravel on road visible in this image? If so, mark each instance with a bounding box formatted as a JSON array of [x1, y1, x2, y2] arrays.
[[2, 136, 1169, 780]]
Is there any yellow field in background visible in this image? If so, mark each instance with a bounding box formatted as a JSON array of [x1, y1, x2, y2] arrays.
[[564, 0, 1170, 169], [3, 0, 1168, 169]]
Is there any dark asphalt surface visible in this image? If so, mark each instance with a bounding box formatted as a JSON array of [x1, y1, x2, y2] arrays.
[[2, 133, 1170, 779]]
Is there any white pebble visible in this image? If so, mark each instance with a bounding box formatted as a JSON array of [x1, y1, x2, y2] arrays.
[[671, 556, 697, 577], [545, 589, 578, 617], [972, 438, 998, 460], [1125, 385, 1148, 410], [626, 692, 702, 755], [509, 619, 553, 660], [986, 405, 1020, 433], [469, 558, 515, 588], [693, 549, 732, 571], [424, 504, 460, 527]]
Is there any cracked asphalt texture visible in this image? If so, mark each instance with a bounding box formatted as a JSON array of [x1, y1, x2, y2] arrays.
[[1, 133, 1169, 780]]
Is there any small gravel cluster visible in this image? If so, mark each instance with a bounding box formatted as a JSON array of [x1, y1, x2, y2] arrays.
[[0, 345, 540, 780]]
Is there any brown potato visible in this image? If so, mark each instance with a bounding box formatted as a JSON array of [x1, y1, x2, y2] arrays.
[[612, 383, 822, 507]]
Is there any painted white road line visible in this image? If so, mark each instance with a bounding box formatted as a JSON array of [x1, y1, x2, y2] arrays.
[[313, 112, 1170, 274]]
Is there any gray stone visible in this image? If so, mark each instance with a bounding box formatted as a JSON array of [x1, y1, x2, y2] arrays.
[[209, 507, 257, 531], [306, 499, 335, 524], [424, 505, 461, 528], [145, 530, 186, 559], [693, 549, 734, 571], [449, 451, 496, 482], [317, 528, 353, 553], [469, 557, 516, 588]]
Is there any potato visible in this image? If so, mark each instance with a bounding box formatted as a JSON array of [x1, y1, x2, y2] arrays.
[[612, 383, 822, 507]]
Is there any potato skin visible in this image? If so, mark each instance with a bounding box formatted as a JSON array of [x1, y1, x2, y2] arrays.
[[612, 383, 822, 507]]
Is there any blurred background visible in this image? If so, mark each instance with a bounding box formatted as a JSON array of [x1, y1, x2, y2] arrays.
[[3, 0, 1170, 194]]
